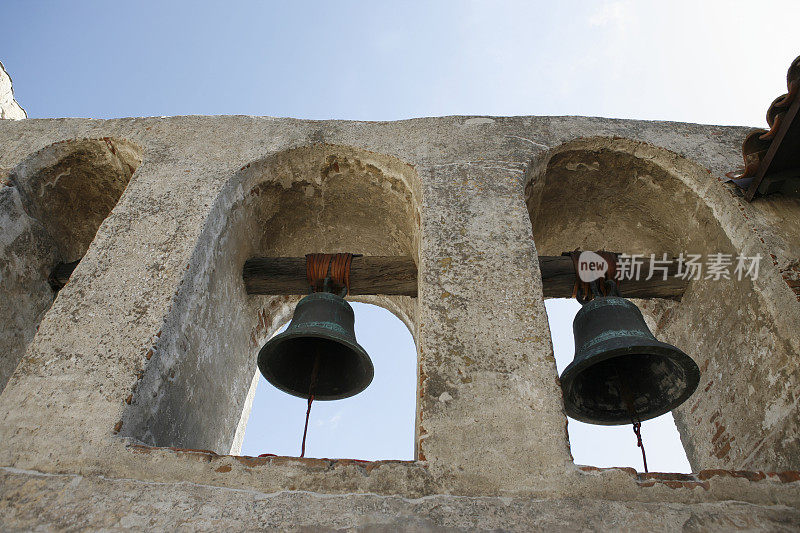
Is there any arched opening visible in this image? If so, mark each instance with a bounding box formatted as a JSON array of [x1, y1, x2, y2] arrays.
[[123, 145, 421, 457], [237, 302, 416, 460], [0, 138, 142, 391], [526, 137, 800, 471]]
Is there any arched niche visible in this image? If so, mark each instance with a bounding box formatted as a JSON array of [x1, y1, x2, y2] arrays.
[[526, 137, 800, 471], [0, 138, 142, 391], [123, 144, 421, 455]]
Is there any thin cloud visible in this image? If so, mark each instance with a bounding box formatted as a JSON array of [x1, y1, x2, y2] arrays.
[[588, 1, 632, 28]]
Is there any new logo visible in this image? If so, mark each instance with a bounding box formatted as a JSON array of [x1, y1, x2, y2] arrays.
[[577, 251, 609, 283]]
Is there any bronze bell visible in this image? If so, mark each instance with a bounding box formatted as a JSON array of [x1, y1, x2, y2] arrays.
[[257, 292, 374, 400], [559, 296, 700, 425]]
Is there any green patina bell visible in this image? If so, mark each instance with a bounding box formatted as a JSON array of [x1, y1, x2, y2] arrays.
[[257, 292, 374, 401], [559, 296, 700, 425]]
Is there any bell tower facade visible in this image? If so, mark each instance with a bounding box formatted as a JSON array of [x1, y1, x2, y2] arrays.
[[1, 111, 799, 529]]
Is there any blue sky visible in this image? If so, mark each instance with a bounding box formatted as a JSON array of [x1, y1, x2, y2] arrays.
[[3, 1, 798, 472], [2, 1, 797, 125]]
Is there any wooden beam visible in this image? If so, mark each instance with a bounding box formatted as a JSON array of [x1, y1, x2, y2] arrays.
[[538, 255, 688, 300], [52, 255, 689, 300], [244, 256, 419, 296], [48, 260, 80, 292], [243, 255, 690, 300]]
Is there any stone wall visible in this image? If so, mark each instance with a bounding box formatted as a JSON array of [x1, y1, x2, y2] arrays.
[[0, 115, 798, 530]]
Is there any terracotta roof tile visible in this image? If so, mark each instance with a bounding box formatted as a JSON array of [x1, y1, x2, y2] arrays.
[[727, 55, 800, 201]]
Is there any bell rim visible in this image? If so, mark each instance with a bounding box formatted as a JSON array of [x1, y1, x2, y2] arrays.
[[559, 341, 700, 425], [257, 327, 375, 401]]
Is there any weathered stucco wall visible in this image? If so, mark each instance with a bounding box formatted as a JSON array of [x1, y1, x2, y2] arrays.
[[0, 138, 141, 391], [3, 467, 800, 532], [0, 115, 798, 530]]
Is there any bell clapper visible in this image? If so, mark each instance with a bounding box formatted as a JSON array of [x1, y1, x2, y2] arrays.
[[300, 351, 322, 458]]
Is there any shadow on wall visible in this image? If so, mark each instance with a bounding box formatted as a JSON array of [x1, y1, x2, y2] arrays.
[[0, 138, 142, 391], [527, 136, 800, 472], [121, 144, 422, 456]]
